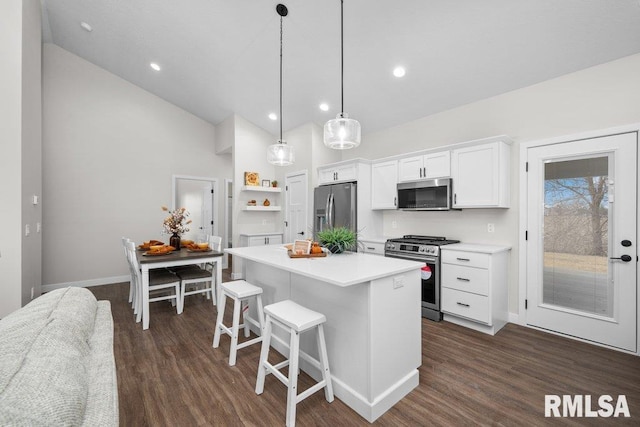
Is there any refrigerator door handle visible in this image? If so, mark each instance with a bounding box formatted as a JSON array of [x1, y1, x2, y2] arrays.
[[325, 194, 331, 229], [328, 193, 335, 228]]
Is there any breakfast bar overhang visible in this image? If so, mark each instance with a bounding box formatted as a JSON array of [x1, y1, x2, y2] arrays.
[[226, 245, 423, 422]]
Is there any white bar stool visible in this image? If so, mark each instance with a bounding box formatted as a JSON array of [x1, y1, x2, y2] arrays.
[[255, 300, 334, 427], [212, 280, 265, 366]]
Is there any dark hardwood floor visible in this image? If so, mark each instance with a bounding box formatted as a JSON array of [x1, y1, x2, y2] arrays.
[[89, 278, 640, 426]]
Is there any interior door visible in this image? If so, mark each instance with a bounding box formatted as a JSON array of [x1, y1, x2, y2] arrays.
[[285, 171, 308, 243], [526, 132, 637, 352], [201, 184, 213, 238]]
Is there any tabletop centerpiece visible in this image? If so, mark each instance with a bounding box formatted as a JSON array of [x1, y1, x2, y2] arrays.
[[316, 226, 358, 254], [161, 206, 191, 249]]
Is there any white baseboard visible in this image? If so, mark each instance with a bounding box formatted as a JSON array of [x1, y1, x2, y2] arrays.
[[42, 275, 129, 293]]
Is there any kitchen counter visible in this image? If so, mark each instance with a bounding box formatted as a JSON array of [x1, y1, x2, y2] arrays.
[[226, 245, 423, 422], [227, 244, 420, 287]]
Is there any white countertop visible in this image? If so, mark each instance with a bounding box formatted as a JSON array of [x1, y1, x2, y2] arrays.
[[226, 245, 423, 287], [443, 242, 512, 254]]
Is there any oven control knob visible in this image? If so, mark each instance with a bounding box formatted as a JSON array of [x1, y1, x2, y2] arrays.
[[419, 246, 426, 253]]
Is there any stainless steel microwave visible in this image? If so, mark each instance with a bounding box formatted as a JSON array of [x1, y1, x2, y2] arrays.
[[397, 178, 451, 210]]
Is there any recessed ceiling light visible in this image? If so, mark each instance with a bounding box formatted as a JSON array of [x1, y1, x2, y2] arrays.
[[150, 63, 161, 71], [80, 22, 92, 32], [268, 113, 277, 121], [393, 66, 406, 78], [319, 103, 329, 112]]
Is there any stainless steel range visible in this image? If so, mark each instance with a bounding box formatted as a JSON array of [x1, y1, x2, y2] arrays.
[[385, 235, 460, 321]]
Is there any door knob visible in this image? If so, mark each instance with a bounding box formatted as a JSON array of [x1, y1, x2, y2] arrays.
[[610, 255, 632, 262], [621, 240, 632, 247], [297, 231, 304, 236]]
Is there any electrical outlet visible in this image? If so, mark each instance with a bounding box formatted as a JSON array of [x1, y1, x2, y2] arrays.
[[393, 276, 404, 289], [25, 224, 30, 236], [487, 223, 495, 233], [37, 222, 41, 233], [392, 221, 398, 229], [262, 219, 267, 225], [31, 287, 34, 299]]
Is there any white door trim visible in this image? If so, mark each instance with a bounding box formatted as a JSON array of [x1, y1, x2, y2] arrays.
[[284, 170, 309, 243], [223, 178, 232, 269], [172, 174, 219, 238], [518, 123, 640, 355]]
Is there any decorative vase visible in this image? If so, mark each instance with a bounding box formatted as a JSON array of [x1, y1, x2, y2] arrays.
[[170, 233, 181, 250]]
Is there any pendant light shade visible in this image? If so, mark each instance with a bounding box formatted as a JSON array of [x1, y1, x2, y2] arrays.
[[268, 4, 294, 166], [324, 0, 361, 149], [324, 112, 361, 149], [267, 139, 294, 165]]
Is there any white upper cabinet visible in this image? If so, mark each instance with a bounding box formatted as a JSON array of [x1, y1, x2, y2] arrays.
[[371, 160, 398, 210], [451, 140, 510, 208], [398, 151, 450, 182], [318, 162, 358, 185]]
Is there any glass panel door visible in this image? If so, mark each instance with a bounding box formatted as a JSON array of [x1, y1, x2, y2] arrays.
[[526, 132, 637, 352]]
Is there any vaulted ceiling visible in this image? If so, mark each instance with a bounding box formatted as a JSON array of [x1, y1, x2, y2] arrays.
[[41, 0, 640, 136]]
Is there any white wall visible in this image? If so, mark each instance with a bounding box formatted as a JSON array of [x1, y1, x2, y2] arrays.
[[342, 53, 640, 314], [0, 0, 41, 317], [42, 44, 231, 288], [232, 114, 282, 277]]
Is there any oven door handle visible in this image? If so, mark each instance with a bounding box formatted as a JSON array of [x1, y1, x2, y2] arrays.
[[385, 253, 437, 263]]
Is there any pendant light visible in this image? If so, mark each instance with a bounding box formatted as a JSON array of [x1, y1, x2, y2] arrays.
[[323, 0, 361, 149], [267, 4, 294, 166]]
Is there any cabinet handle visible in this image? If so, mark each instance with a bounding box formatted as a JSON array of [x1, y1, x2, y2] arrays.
[[456, 302, 470, 307], [366, 246, 376, 250], [456, 277, 470, 282], [423, 167, 426, 177], [454, 193, 457, 204], [394, 196, 397, 206], [456, 257, 470, 261], [419, 168, 422, 178]]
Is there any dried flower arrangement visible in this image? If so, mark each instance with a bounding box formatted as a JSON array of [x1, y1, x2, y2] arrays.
[[161, 206, 191, 235]]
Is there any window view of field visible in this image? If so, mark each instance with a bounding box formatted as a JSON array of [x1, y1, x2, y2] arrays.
[[542, 157, 611, 317]]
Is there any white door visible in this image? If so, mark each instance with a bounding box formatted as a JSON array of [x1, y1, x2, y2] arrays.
[[526, 132, 637, 352], [201, 184, 213, 238], [285, 171, 308, 243]]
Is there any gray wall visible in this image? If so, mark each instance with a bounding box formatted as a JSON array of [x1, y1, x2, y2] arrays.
[[42, 44, 232, 288], [0, 0, 42, 317]]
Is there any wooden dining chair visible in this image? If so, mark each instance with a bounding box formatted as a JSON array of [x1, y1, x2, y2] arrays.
[[126, 241, 182, 323], [170, 234, 221, 312]]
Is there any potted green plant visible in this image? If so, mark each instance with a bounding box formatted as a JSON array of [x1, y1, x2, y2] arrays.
[[316, 226, 358, 254]]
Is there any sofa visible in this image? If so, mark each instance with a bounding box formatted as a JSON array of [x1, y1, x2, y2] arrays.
[[0, 287, 118, 426]]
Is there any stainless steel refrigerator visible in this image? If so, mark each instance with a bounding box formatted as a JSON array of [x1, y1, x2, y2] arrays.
[[313, 182, 357, 242]]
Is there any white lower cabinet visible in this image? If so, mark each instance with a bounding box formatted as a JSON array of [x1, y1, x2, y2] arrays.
[[441, 243, 510, 335], [359, 239, 386, 256], [240, 233, 283, 247]]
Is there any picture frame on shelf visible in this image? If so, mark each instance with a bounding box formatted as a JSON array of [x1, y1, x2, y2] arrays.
[[262, 179, 271, 187], [244, 171, 259, 186]]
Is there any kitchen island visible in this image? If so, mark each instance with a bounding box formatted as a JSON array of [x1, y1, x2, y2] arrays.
[[226, 245, 423, 422]]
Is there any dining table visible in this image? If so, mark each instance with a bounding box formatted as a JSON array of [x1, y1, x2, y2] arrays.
[[136, 248, 224, 330]]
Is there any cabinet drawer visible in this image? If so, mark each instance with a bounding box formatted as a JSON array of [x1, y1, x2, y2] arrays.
[[441, 264, 489, 296], [442, 288, 490, 324], [442, 250, 489, 269], [360, 241, 385, 256]]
